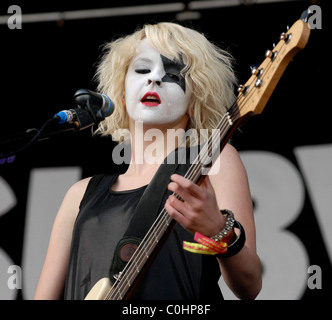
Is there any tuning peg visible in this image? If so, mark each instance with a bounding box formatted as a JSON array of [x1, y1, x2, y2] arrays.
[[254, 78, 263, 88], [237, 84, 249, 95], [251, 67, 259, 75], [251, 66, 264, 77], [237, 85, 244, 93], [280, 31, 292, 43], [265, 49, 273, 58], [265, 49, 278, 61], [250, 64, 260, 76]]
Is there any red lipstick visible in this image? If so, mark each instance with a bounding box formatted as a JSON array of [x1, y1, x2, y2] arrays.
[[140, 91, 161, 107]]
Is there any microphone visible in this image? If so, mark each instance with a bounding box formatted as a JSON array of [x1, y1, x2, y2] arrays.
[[74, 89, 114, 121], [54, 89, 114, 129]]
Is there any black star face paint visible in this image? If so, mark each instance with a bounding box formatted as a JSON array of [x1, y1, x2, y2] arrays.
[[161, 55, 186, 93]]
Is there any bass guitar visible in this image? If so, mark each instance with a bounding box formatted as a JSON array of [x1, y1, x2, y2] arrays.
[[85, 10, 311, 300]]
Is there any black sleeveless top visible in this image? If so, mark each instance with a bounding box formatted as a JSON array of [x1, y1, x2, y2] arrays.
[[64, 173, 223, 300]]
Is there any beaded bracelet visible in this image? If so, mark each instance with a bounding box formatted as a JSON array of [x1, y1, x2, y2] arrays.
[[210, 210, 246, 258], [210, 209, 235, 243]]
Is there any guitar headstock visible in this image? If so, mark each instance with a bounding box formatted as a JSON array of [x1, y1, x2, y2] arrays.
[[235, 15, 311, 120]]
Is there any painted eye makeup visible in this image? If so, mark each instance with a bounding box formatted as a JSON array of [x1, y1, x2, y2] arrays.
[[132, 54, 186, 92], [166, 73, 180, 81], [161, 55, 186, 93], [135, 69, 150, 74]]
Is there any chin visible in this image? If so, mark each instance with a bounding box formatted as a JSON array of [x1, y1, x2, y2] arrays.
[[139, 118, 171, 126]]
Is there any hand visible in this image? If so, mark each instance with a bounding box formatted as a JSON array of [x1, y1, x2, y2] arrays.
[[165, 174, 225, 237]]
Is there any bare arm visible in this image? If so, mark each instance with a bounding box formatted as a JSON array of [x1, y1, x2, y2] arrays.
[[165, 143, 262, 299], [210, 144, 262, 299], [33, 177, 91, 300]]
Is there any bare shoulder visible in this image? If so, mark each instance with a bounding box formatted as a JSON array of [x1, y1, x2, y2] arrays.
[[65, 177, 92, 199], [58, 177, 93, 221], [209, 143, 251, 200], [209, 143, 252, 217], [210, 143, 246, 178], [220, 143, 242, 163]]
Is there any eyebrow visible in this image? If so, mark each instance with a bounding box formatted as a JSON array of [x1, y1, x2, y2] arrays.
[[133, 57, 152, 65]]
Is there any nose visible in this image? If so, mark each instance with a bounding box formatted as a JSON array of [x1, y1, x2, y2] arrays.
[[147, 78, 162, 86], [146, 70, 163, 87]]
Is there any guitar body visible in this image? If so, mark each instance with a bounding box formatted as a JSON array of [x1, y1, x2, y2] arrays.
[[84, 278, 112, 300]]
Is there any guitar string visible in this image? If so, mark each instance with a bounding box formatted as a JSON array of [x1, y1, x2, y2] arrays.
[[105, 37, 288, 300]]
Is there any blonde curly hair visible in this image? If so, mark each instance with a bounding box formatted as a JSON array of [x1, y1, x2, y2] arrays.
[[94, 22, 237, 143]]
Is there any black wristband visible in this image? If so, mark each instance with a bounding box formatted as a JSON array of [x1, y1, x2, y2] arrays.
[[216, 220, 246, 258]]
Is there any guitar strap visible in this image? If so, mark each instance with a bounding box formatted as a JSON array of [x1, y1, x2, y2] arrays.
[[109, 146, 192, 281]]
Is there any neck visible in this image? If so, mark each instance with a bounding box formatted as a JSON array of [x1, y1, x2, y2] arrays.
[[127, 116, 189, 175]]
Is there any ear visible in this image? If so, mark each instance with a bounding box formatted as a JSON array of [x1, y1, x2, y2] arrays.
[[186, 103, 194, 118], [185, 90, 194, 117], [122, 96, 126, 108]]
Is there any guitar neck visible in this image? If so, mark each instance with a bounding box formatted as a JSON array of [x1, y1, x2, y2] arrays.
[[182, 109, 239, 185]]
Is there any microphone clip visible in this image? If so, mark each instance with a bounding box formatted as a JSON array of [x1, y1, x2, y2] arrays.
[[74, 88, 111, 122]]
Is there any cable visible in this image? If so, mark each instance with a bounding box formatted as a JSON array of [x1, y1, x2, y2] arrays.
[[0, 117, 58, 165]]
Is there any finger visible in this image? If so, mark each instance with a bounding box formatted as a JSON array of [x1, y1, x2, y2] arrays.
[[166, 194, 192, 217], [169, 174, 202, 198], [165, 197, 192, 231], [168, 181, 197, 203]]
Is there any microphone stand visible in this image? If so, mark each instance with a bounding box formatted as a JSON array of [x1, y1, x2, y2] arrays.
[[0, 110, 95, 165]]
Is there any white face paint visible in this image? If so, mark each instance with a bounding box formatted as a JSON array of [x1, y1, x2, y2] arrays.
[[125, 38, 191, 126]]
